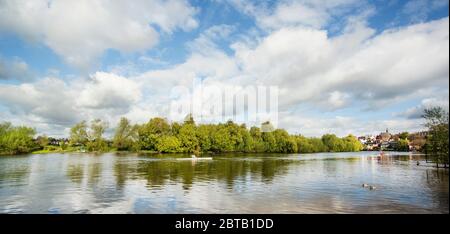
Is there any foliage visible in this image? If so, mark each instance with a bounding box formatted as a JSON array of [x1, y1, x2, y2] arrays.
[[138, 117, 170, 151], [394, 139, 410, 152], [156, 136, 182, 153], [3, 116, 368, 155], [69, 121, 88, 146], [422, 107, 449, 166], [398, 132, 409, 140], [113, 117, 139, 151], [86, 119, 109, 152], [342, 135, 364, 152], [69, 119, 109, 152], [36, 135, 49, 148], [133, 117, 364, 154], [178, 123, 200, 153], [0, 122, 36, 155]]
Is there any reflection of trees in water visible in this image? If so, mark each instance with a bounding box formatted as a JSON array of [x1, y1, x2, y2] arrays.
[[0, 157, 31, 184], [425, 169, 449, 185], [317, 157, 360, 176], [66, 164, 84, 184], [65, 155, 127, 205], [0, 165, 29, 183], [114, 157, 295, 190], [424, 169, 449, 213], [114, 162, 132, 188], [88, 163, 102, 185], [65, 159, 102, 185]]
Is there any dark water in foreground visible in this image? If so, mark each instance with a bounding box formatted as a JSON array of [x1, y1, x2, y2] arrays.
[[0, 152, 448, 214]]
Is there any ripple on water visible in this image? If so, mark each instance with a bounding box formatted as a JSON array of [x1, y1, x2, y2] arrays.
[[0, 152, 448, 213]]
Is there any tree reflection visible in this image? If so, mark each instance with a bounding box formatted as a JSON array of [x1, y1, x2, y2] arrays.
[[112, 154, 297, 191], [66, 164, 84, 184], [88, 163, 102, 185], [0, 164, 29, 184]]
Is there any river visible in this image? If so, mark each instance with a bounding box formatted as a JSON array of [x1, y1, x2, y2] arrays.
[[0, 152, 448, 214]]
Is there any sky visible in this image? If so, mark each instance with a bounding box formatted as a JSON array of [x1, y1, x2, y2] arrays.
[[0, 0, 449, 137]]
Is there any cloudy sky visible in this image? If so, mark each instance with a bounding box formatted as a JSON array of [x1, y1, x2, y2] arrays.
[[0, 0, 448, 137]]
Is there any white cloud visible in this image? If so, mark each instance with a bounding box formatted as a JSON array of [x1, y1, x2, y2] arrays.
[[0, 77, 79, 125], [187, 24, 236, 53], [232, 17, 449, 111], [396, 96, 450, 119], [0, 72, 142, 135], [402, 0, 449, 23], [74, 18, 441, 136], [229, 0, 367, 30], [0, 9, 448, 137], [0, 57, 33, 81], [0, 0, 198, 69], [77, 72, 141, 111]]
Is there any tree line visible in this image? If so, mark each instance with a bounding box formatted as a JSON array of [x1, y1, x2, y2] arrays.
[[68, 115, 364, 154], [1, 107, 448, 161], [0, 116, 364, 155]]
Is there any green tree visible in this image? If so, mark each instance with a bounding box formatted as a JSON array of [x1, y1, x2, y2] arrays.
[[343, 134, 363, 152], [295, 135, 314, 153], [262, 131, 277, 152], [211, 125, 234, 152], [36, 135, 49, 148], [197, 124, 212, 152], [394, 139, 410, 152], [309, 137, 328, 152], [113, 117, 139, 151], [239, 127, 255, 152], [70, 121, 89, 146], [59, 140, 68, 150], [398, 132, 409, 140], [156, 135, 182, 153], [250, 126, 265, 152], [138, 117, 171, 150], [178, 123, 199, 153], [322, 134, 345, 152], [226, 121, 244, 151], [272, 129, 297, 153], [423, 107, 449, 167], [86, 119, 109, 152], [0, 123, 36, 155]]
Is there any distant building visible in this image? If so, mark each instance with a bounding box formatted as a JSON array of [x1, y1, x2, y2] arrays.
[[358, 135, 378, 151], [379, 128, 391, 142]]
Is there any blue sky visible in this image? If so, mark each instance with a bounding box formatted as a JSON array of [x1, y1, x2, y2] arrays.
[[0, 0, 449, 137]]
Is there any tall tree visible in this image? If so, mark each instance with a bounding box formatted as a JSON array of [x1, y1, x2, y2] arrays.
[[69, 121, 88, 146], [178, 123, 199, 153], [423, 107, 449, 167], [86, 119, 109, 152], [138, 117, 171, 151], [113, 117, 139, 151], [37, 135, 49, 148]]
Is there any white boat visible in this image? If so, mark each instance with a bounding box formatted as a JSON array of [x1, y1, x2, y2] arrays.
[[176, 157, 213, 161]]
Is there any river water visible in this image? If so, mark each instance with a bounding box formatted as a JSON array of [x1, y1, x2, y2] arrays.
[[0, 152, 448, 214]]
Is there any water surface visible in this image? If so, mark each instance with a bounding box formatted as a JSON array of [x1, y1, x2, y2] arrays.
[[0, 152, 448, 213]]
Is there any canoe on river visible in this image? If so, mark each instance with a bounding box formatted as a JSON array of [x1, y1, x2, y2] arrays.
[[176, 157, 213, 161]]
